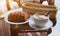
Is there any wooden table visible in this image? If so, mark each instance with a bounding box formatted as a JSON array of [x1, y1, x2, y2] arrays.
[[10, 23, 52, 36], [10, 17, 56, 36], [0, 8, 57, 36], [0, 18, 56, 36], [0, 9, 57, 36]]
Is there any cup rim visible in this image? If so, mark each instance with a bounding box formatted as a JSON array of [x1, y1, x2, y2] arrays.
[[33, 15, 49, 20]]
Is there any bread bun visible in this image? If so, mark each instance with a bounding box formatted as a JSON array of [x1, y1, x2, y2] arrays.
[[8, 12, 30, 22]]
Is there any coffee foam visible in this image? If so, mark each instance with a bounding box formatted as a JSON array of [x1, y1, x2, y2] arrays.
[[33, 14, 48, 20]]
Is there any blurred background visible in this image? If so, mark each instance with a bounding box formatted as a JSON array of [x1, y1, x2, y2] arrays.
[[0, 0, 60, 36]]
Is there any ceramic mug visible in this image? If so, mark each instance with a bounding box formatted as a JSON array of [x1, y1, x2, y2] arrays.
[[31, 13, 49, 27]]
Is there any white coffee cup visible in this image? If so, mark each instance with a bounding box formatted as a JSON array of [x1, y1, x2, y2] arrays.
[[32, 13, 49, 27]]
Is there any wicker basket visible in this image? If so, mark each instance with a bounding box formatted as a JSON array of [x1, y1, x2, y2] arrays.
[[22, 3, 58, 18]]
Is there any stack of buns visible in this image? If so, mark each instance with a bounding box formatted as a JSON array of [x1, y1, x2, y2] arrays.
[[22, 3, 57, 18]]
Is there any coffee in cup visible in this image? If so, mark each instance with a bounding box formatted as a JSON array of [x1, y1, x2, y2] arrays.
[[32, 13, 49, 27]]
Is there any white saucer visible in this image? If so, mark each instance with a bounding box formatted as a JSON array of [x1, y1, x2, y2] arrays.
[[4, 8, 29, 24], [29, 19, 53, 30]]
